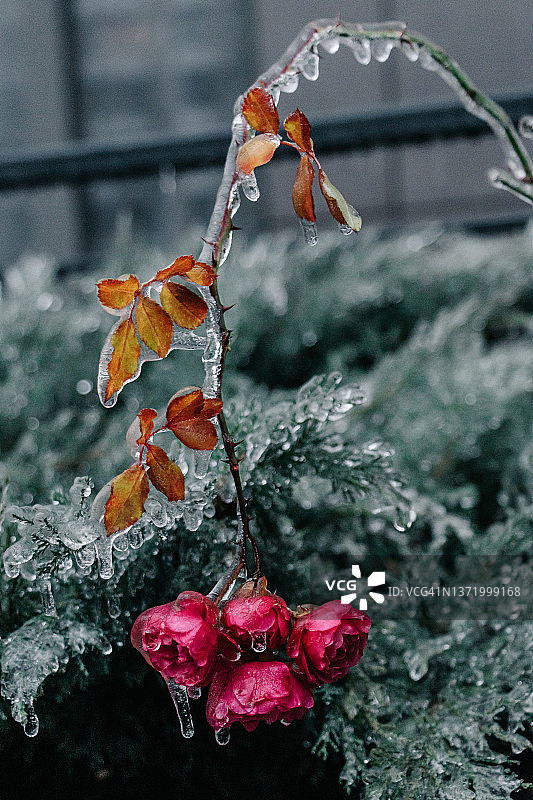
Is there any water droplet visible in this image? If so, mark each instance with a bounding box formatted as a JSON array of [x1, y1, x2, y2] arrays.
[[339, 223, 353, 236], [188, 686, 202, 700], [251, 631, 267, 653], [299, 50, 319, 81], [240, 172, 260, 202], [215, 727, 231, 745], [349, 38, 371, 65], [372, 40, 394, 63], [300, 219, 318, 246], [279, 72, 299, 93], [167, 680, 194, 738], [106, 595, 121, 619]]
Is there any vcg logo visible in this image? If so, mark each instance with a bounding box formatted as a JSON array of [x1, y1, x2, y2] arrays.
[[325, 564, 386, 610]]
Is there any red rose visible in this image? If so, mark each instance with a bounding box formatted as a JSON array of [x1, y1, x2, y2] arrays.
[[286, 600, 370, 687], [206, 661, 314, 732], [221, 594, 291, 652], [131, 591, 219, 686]]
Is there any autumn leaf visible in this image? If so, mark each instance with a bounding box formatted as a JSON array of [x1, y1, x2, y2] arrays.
[[145, 444, 185, 501], [284, 109, 313, 153], [135, 295, 173, 357], [236, 133, 280, 175], [155, 255, 195, 282], [318, 169, 362, 232], [105, 318, 141, 402], [97, 274, 139, 310], [136, 408, 157, 445], [160, 282, 208, 329], [166, 389, 222, 451], [292, 154, 316, 221], [104, 464, 149, 535], [185, 261, 216, 286], [242, 87, 280, 134]]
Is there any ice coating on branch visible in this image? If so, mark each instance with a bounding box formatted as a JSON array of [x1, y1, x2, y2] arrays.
[[401, 39, 419, 62], [298, 49, 320, 81], [519, 115, 533, 140], [1, 614, 111, 735], [278, 72, 299, 93], [372, 40, 395, 63], [345, 38, 371, 65]]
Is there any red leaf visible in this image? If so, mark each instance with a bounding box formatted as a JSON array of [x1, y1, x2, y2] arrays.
[[155, 255, 195, 282], [105, 318, 140, 402], [242, 87, 280, 134], [166, 389, 222, 451], [292, 154, 316, 222], [97, 274, 139, 310], [104, 464, 149, 535], [136, 408, 157, 445], [135, 295, 173, 357], [318, 169, 362, 232], [235, 133, 280, 175], [283, 109, 313, 153], [159, 282, 208, 329], [145, 444, 185, 501]]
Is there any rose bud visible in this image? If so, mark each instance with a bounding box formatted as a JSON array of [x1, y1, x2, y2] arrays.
[[131, 591, 219, 686], [286, 600, 370, 687], [206, 661, 314, 732], [221, 593, 291, 652]]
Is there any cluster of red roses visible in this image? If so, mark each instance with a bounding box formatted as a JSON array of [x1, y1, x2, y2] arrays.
[[131, 583, 371, 735]]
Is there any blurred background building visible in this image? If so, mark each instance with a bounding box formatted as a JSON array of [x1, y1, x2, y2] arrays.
[[0, 0, 532, 268]]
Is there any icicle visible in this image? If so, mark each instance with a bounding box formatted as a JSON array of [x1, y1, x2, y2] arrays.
[[300, 219, 318, 246], [167, 679, 195, 738], [348, 38, 371, 65], [240, 172, 260, 202], [320, 35, 339, 54], [215, 727, 231, 745], [193, 450, 211, 479], [106, 594, 121, 619], [299, 50, 319, 81], [23, 701, 39, 737], [401, 39, 419, 62], [40, 577, 56, 616], [519, 115, 533, 139], [251, 631, 267, 653], [95, 536, 114, 579], [279, 72, 299, 93], [188, 686, 202, 700], [372, 40, 394, 63]]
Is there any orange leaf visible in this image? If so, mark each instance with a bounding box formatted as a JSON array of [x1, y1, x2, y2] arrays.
[[145, 444, 185, 501], [318, 169, 362, 232], [292, 154, 316, 222], [170, 420, 219, 451], [242, 87, 280, 135], [159, 282, 208, 329], [166, 389, 222, 451], [186, 261, 216, 286], [105, 319, 140, 402], [104, 464, 149, 535], [236, 133, 280, 175], [155, 255, 195, 282], [135, 295, 173, 357], [97, 274, 139, 310], [136, 408, 157, 445], [284, 109, 313, 153]]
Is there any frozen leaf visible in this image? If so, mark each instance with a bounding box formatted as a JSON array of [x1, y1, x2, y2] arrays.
[[292, 154, 316, 222], [318, 169, 362, 232], [166, 389, 222, 451], [160, 283, 208, 329], [236, 133, 280, 176], [105, 319, 140, 402], [104, 464, 149, 535], [97, 274, 139, 310], [145, 444, 185, 501], [186, 262, 216, 286], [136, 408, 157, 445], [283, 109, 313, 153], [135, 295, 173, 357], [154, 255, 195, 282], [242, 87, 280, 134]]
